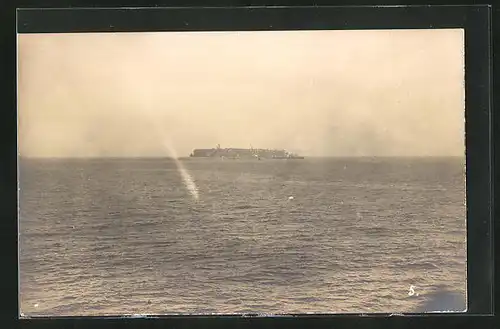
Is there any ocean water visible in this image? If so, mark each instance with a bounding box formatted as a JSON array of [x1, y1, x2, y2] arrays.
[[18, 157, 467, 316]]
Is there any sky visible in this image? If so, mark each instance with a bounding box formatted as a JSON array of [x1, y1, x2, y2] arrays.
[[17, 29, 465, 158]]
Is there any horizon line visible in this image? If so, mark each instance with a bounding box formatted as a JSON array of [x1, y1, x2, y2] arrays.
[[18, 155, 465, 159]]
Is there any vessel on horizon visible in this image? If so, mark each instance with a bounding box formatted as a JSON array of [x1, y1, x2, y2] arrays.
[[187, 144, 304, 160]]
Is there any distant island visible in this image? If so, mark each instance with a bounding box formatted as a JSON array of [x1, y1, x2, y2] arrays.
[[188, 144, 304, 160]]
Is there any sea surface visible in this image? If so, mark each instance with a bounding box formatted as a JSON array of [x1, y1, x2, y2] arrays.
[[18, 157, 467, 316]]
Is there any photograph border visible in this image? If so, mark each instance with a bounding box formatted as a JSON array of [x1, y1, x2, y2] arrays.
[[5, 4, 495, 329]]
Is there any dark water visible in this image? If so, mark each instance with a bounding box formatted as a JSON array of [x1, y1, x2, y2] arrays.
[[19, 157, 466, 316]]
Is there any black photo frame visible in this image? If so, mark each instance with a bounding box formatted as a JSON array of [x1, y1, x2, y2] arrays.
[[4, 4, 496, 329]]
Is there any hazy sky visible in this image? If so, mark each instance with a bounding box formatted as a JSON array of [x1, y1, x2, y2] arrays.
[[18, 29, 464, 158]]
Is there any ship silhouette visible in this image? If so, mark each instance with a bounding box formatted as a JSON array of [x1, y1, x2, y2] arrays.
[[189, 144, 304, 160]]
